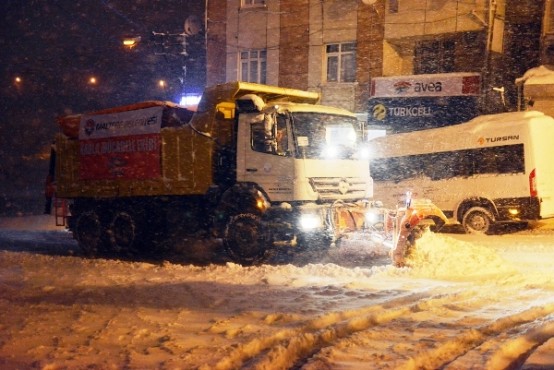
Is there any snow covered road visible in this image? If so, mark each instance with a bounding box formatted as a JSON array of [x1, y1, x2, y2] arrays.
[[0, 216, 553, 369]]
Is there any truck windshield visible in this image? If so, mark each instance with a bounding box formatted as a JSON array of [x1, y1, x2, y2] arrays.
[[291, 112, 361, 160]]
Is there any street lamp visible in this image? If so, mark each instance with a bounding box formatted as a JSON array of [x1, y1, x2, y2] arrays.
[[13, 76, 23, 92], [122, 36, 142, 49]]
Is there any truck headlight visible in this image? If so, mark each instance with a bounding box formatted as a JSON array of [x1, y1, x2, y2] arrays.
[[365, 211, 379, 224], [299, 213, 322, 230], [365, 210, 384, 227], [321, 145, 340, 159], [357, 147, 371, 159]]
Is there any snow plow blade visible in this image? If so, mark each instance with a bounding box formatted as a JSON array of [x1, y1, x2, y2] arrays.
[[331, 199, 448, 267]]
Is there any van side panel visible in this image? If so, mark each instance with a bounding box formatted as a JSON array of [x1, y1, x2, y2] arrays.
[[529, 116, 554, 218]]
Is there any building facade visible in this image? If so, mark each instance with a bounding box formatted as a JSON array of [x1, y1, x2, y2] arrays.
[[541, 0, 554, 64], [206, 0, 546, 130]]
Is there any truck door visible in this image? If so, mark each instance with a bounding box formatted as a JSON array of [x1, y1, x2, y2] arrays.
[[236, 112, 294, 202]]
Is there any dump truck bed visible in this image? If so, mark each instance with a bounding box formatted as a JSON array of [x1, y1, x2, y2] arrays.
[[54, 101, 213, 199]]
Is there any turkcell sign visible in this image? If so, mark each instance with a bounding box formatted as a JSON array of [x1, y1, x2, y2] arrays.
[[368, 73, 481, 133], [78, 106, 163, 180]]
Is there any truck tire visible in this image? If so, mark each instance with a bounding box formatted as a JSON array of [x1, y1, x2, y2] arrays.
[[224, 213, 268, 265], [462, 207, 494, 234], [108, 211, 137, 254], [75, 211, 103, 257]]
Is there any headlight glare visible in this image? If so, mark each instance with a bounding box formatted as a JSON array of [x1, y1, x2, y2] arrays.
[[299, 213, 322, 230], [365, 211, 379, 224]]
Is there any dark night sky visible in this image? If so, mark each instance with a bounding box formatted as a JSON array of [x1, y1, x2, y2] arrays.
[[0, 0, 206, 215]]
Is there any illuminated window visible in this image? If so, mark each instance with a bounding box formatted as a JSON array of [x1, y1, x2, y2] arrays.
[[325, 42, 356, 83], [241, 0, 265, 7], [240, 49, 267, 84]]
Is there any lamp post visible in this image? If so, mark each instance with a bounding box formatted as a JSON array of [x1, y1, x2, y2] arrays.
[[122, 15, 201, 103], [125, 32, 186, 99], [152, 30, 189, 100], [122, 32, 185, 100]]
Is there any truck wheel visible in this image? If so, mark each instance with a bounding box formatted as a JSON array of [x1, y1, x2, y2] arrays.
[[224, 213, 267, 265], [462, 207, 493, 234], [108, 211, 137, 254], [75, 211, 103, 257]]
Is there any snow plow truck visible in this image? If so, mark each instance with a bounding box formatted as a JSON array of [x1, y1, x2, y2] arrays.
[[45, 81, 446, 266]]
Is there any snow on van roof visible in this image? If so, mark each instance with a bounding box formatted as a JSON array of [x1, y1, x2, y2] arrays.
[[515, 65, 554, 85], [466, 110, 547, 125], [369, 110, 554, 146]]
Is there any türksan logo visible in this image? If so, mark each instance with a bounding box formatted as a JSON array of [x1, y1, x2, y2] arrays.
[[477, 135, 520, 145]]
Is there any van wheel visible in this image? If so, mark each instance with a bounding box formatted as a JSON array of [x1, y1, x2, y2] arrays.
[[462, 207, 493, 234], [224, 213, 268, 266], [108, 211, 137, 254], [75, 211, 103, 257]]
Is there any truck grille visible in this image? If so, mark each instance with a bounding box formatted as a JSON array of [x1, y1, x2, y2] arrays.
[[309, 177, 368, 201]]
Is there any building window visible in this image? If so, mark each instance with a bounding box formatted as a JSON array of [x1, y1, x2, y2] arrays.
[[325, 42, 356, 83], [241, 0, 265, 7], [414, 39, 455, 74], [240, 49, 267, 84], [389, 0, 398, 13]]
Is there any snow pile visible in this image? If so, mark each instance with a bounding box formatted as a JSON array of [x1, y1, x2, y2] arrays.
[[385, 229, 554, 291], [404, 231, 518, 281]]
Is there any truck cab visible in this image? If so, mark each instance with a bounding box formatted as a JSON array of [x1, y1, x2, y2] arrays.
[[236, 100, 372, 203], [196, 85, 373, 263]]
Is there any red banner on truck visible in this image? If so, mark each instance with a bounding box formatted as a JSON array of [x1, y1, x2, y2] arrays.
[[78, 106, 163, 180]]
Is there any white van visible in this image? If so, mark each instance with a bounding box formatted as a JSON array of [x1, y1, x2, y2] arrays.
[[368, 111, 554, 233]]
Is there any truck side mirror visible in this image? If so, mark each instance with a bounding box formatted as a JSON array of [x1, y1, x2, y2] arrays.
[[216, 102, 235, 119], [236, 94, 265, 113]]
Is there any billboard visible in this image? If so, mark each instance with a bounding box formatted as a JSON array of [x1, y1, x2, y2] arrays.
[[78, 106, 163, 180], [368, 73, 481, 133]]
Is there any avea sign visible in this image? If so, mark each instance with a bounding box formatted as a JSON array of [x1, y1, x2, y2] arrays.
[[372, 73, 480, 98], [414, 82, 442, 93], [368, 73, 481, 133]]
